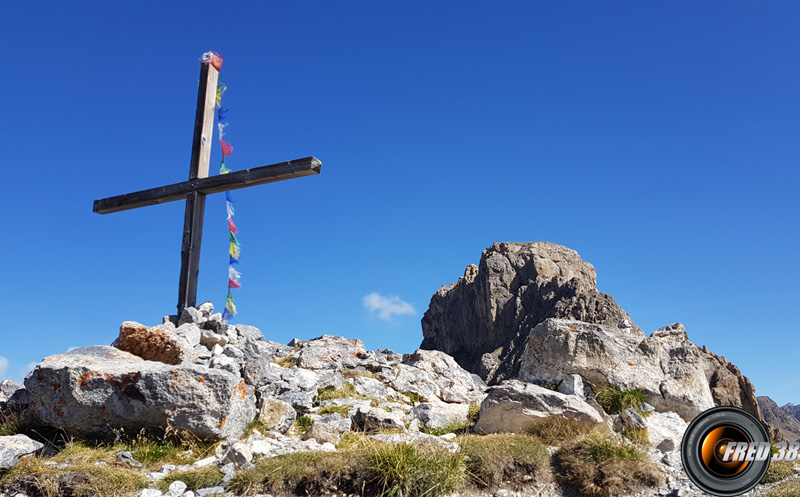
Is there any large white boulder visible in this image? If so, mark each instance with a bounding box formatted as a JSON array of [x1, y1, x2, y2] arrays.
[[25, 346, 256, 440]]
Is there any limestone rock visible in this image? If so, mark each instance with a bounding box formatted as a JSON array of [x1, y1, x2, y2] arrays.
[[352, 406, 407, 433], [220, 441, 253, 468], [25, 346, 256, 440], [241, 341, 298, 386], [518, 319, 760, 422], [234, 325, 265, 344], [412, 401, 470, 429], [369, 432, 459, 452], [381, 351, 484, 405], [247, 361, 319, 401], [116, 321, 196, 365], [257, 398, 296, 434], [0, 380, 23, 405], [421, 242, 635, 382], [616, 408, 646, 431], [401, 349, 484, 403], [296, 335, 369, 370], [301, 412, 352, 445], [699, 348, 762, 420], [0, 434, 43, 469], [0, 381, 27, 413], [351, 375, 403, 401], [473, 380, 604, 434], [646, 411, 688, 453]]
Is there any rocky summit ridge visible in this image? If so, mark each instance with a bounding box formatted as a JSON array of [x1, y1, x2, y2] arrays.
[[0, 241, 794, 497]]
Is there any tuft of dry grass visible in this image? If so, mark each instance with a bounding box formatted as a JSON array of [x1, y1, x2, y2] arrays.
[[369, 442, 466, 497], [270, 354, 297, 368], [319, 404, 353, 416], [554, 434, 662, 497], [621, 427, 649, 447], [527, 417, 596, 446], [341, 369, 381, 381], [318, 382, 375, 402], [228, 449, 371, 496], [458, 433, 549, 488], [157, 466, 224, 492], [0, 455, 148, 497]]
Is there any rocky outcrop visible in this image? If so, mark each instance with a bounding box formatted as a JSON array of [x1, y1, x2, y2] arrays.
[[422, 242, 764, 424], [421, 242, 635, 382], [758, 396, 800, 442], [24, 346, 256, 440], [518, 319, 762, 422]]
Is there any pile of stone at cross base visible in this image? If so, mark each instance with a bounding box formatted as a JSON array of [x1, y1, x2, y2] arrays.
[[0, 241, 784, 497]]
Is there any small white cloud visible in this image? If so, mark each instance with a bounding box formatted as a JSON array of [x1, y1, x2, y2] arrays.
[[363, 292, 416, 320], [0, 356, 8, 378]]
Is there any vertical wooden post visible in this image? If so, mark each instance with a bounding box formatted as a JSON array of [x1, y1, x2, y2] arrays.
[[178, 56, 219, 314]]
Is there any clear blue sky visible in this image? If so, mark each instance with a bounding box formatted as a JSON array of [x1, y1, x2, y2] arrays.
[[2, 3, 798, 406]]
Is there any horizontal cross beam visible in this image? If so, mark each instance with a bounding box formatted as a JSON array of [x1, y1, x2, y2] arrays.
[[94, 156, 321, 214]]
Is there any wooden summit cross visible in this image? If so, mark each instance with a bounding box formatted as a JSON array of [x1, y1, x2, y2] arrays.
[[94, 52, 321, 315]]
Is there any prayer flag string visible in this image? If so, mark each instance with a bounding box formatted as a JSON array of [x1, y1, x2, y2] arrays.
[[211, 53, 241, 322]]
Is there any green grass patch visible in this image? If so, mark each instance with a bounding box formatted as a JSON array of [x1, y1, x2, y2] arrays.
[[242, 419, 265, 438], [621, 427, 649, 446], [404, 391, 421, 404], [594, 386, 647, 415], [423, 420, 470, 437], [762, 460, 797, 484], [370, 442, 466, 497], [459, 433, 548, 488], [111, 427, 217, 467], [554, 434, 662, 497], [157, 466, 224, 492], [319, 404, 353, 416], [294, 415, 314, 433], [467, 403, 480, 423], [527, 417, 595, 446]]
